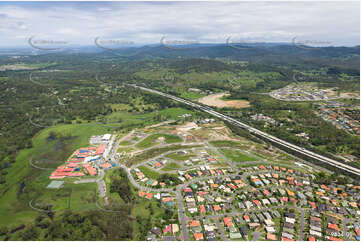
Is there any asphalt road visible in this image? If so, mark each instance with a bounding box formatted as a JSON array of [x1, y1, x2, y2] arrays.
[[213, 216, 227, 241], [176, 185, 189, 241]]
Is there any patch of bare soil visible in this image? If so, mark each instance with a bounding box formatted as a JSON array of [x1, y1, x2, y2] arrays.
[[339, 92, 360, 99], [198, 93, 250, 108], [176, 122, 200, 132]]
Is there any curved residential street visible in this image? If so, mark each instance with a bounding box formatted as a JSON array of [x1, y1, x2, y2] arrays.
[[86, 124, 352, 241]]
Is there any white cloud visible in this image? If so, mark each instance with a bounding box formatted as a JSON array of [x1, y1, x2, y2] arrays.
[[0, 1, 359, 47]]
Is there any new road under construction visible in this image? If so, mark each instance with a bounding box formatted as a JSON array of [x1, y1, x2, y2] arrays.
[[130, 84, 360, 177]]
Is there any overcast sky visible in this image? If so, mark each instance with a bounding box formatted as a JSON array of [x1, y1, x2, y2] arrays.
[[0, 1, 359, 48]]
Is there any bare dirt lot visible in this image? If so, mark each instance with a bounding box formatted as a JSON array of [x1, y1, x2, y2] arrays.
[[198, 93, 250, 108], [339, 92, 360, 99]]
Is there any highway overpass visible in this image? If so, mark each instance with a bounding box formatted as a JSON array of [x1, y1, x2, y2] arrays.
[[130, 84, 360, 177]]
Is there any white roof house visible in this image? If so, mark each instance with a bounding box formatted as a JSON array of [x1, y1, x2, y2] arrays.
[[285, 217, 296, 224], [102, 134, 111, 141], [310, 230, 322, 237], [265, 226, 276, 233]]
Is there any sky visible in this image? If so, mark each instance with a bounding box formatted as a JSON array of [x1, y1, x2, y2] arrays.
[[0, 1, 359, 48]]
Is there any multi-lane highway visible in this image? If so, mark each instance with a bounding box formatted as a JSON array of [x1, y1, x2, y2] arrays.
[[130, 84, 360, 176]]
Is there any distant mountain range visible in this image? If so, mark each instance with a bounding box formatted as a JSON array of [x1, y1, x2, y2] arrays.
[[0, 43, 359, 56], [0, 43, 359, 71]]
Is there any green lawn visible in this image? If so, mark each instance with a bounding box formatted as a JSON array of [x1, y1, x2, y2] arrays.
[[210, 140, 245, 149], [119, 140, 133, 146], [125, 144, 201, 167], [135, 133, 182, 149], [180, 91, 206, 101], [97, 107, 194, 129], [138, 166, 180, 183], [117, 146, 135, 154], [138, 166, 162, 180], [219, 148, 258, 162], [161, 162, 181, 171], [31, 135, 79, 169], [165, 151, 195, 161]]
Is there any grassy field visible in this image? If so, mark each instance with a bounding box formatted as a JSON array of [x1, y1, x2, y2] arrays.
[[31, 135, 79, 169], [138, 166, 180, 183], [219, 148, 258, 162], [97, 107, 194, 129], [117, 146, 135, 154], [102, 168, 126, 207], [165, 151, 195, 161], [0, 123, 109, 227], [138, 166, 163, 180], [125, 144, 201, 167], [119, 140, 133, 146], [180, 91, 206, 101], [210, 140, 245, 149], [135, 133, 182, 149], [161, 162, 181, 171]]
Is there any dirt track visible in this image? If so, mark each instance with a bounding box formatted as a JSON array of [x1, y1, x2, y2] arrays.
[[198, 93, 250, 108]]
